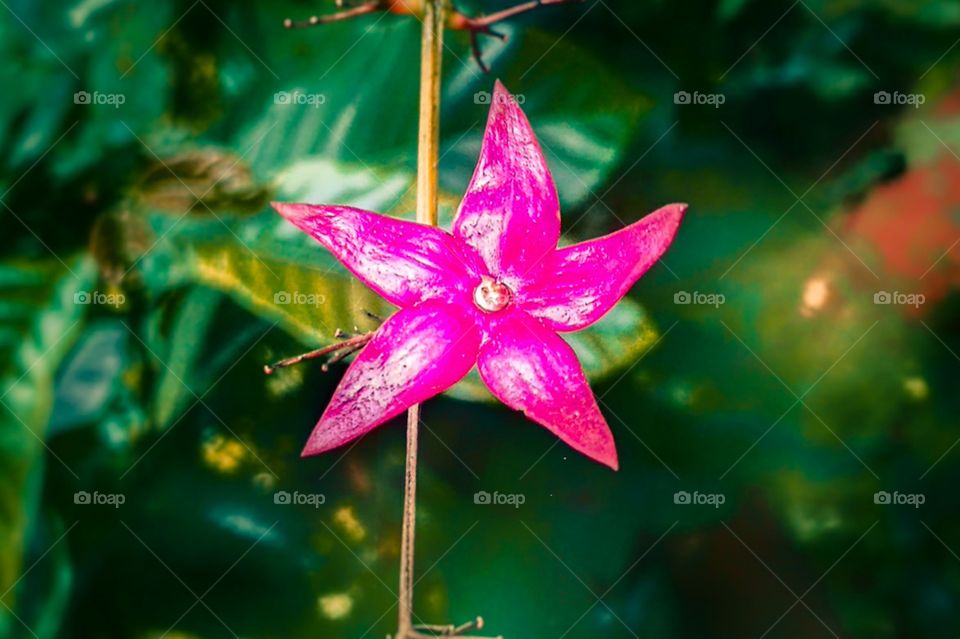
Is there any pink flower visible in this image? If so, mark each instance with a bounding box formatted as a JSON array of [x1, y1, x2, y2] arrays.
[[272, 81, 685, 470]]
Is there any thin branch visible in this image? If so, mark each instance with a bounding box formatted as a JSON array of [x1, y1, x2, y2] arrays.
[[262, 332, 373, 374], [282, 1, 382, 29], [457, 0, 584, 29], [449, 0, 584, 70]]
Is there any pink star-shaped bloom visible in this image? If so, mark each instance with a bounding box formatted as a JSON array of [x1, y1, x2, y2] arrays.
[[272, 81, 685, 470]]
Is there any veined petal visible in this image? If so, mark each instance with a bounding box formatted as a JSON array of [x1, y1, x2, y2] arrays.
[[453, 80, 560, 280], [302, 299, 481, 456], [273, 202, 474, 308], [477, 312, 618, 470], [521, 203, 686, 331]]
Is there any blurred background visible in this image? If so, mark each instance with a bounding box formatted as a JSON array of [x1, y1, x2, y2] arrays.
[[3, 0, 960, 637]]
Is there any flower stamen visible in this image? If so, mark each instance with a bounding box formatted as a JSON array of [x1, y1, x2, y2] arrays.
[[473, 276, 512, 313]]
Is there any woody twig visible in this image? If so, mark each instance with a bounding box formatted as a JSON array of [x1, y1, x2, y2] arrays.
[[282, 0, 585, 71]]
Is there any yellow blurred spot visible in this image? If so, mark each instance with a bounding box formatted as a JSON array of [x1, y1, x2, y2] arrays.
[[800, 276, 830, 317], [903, 376, 929, 401], [202, 434, 247, 473], [266, 362, 304, 397], [423, 585, 446, 613], [318, 592, 353, 620], [334, 506, 366, 543], [252, 471, 276, 492]]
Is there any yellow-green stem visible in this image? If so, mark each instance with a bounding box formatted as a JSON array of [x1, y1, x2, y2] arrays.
[[398, 0, 444, 636], [415, 0, 444, 227]]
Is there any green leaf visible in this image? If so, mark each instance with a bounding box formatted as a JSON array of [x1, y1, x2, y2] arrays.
[[0, 258, 92, 634], [212, 15, 646, 212], [182, 229, 393, 347], [9, 516, 74, 639], [48, 322, 128, 435], [441, 28, 653, 210], [152, 157, 405, 345], [150, 287, 221, 429]]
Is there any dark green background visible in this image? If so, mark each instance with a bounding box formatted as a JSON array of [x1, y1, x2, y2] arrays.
[[2, 0, 960, 637]]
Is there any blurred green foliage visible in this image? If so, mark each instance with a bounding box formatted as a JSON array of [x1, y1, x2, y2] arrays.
[[3, 0, 960, 637]]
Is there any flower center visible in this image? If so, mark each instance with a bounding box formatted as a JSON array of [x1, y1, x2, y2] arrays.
[[473, 276, 512, 313]]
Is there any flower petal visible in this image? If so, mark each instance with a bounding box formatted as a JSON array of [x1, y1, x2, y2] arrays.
[[477, 312, 618, 470], [521, 203, 686, 331], [453, 80, 560, 280], [302, 299, 481, 456], [273, 202, 474, 308]]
